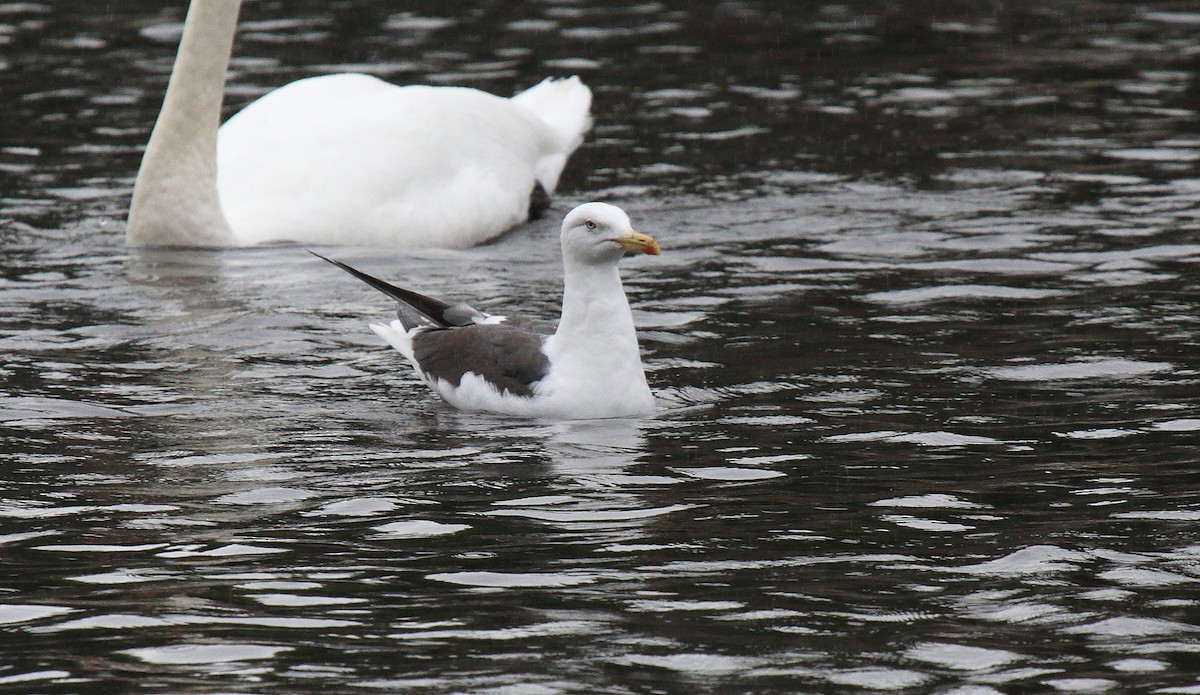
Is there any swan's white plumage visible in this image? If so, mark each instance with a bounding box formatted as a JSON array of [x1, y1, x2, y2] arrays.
[[126, 0, 592, 249], [216, 75, 590, 248], [337, 203, 659, 420]]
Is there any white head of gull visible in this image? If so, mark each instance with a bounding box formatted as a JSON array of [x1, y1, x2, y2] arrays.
[[315, 202, 661, 420], [126, 0, 592, 249]]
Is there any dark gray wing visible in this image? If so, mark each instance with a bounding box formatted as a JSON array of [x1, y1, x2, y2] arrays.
[[313, 252, 557, 391], [412, 323, 551, 398], [494, 315, 557, 336]]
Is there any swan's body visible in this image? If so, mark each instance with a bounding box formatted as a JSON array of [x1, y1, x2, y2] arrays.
[[318, 203, 661, 420], [127, 0, 591, 248]]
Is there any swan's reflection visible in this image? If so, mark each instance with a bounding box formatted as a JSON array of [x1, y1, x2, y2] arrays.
[[123, 246, 226, 314], [119, 246, 322, 521]]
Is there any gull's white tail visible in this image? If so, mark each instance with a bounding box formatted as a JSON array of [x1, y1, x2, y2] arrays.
[[370, 320, 416, 365]]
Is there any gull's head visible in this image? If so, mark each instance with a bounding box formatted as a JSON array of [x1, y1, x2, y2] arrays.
[[560, 202, 660, 266]]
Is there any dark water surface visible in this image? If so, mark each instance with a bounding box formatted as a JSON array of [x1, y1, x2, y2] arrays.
[[3, 1, 1200, 692]]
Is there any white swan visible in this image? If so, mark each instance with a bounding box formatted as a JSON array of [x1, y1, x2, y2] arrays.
[[126, 0, 592, 249]]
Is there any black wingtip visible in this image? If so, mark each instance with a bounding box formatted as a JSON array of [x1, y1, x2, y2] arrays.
[[310, 249, 407, 297], [309, 250, 366, 280], [309, 250, 456, 329]]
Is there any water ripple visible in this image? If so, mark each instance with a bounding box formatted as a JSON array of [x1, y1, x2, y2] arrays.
[[905, 642, 1024, 671], [986, 359, 1173, 382], [4, 2, 1200, 692], [427, 572, 596, 588], [121, 643, 292, 665]]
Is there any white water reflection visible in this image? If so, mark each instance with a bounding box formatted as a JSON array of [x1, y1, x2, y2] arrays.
[[986, 359, 1173, 382], [0, 605, 74, 626], [370, 520, 470, 539], [427, 571, 596, 588], [121, 643, 292, 665], [905, 643, 1024, 671]]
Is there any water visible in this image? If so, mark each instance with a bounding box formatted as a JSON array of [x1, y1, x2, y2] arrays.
[[3, 1, 1200, 692]]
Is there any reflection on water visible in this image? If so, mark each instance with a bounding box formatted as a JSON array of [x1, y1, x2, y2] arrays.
[[2, 0, 1200, 692]]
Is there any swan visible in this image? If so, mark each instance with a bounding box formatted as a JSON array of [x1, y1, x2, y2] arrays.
[[126, 0, 592, 248]]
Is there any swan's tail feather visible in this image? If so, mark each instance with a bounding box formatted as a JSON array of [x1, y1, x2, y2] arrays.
[[511, 76, 592, 192], [512, 76, 593, 149]]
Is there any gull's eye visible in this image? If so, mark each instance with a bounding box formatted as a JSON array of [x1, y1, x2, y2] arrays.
[[584, 219, 597, 231]]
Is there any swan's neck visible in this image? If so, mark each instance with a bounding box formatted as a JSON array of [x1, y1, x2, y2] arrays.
[[127, 0, 241, 247]]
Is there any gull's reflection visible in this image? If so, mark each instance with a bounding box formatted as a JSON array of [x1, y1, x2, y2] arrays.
[[484, 417, 695, 537], [543, 417, 648, 477]]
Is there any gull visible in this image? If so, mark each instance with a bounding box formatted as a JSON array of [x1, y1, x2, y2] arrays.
[[316, 202, 661, 419]]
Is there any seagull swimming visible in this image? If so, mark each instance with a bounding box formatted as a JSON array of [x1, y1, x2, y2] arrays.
[[316, 203, 661, 419]]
